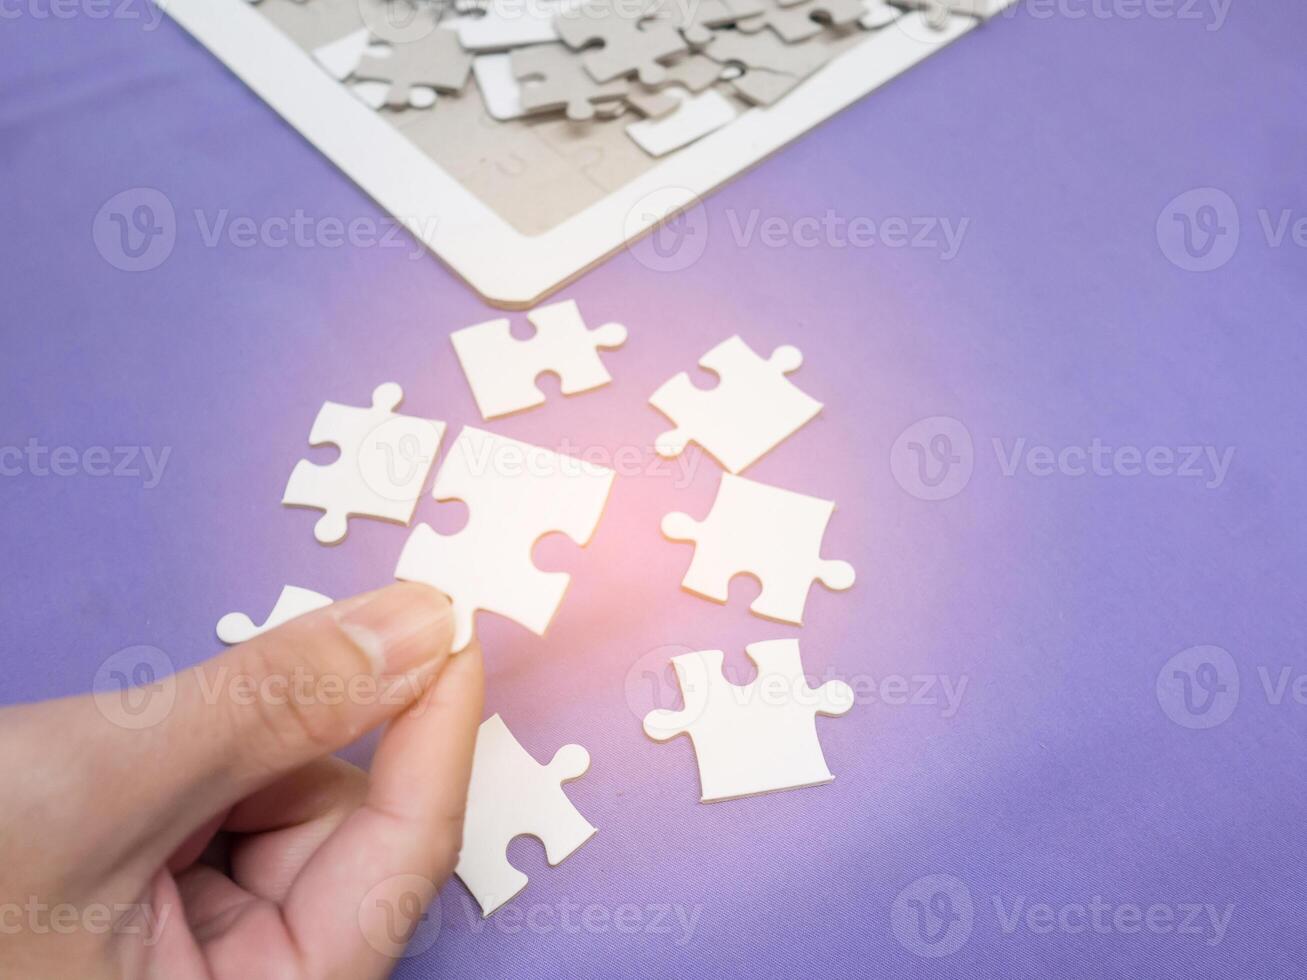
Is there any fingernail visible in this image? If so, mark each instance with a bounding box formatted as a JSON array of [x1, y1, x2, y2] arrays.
[[334, 584, 454, 676]]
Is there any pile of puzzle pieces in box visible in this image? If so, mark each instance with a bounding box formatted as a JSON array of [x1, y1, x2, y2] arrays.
[[217, 300, 857, 917], [253, 0, 995, 157]]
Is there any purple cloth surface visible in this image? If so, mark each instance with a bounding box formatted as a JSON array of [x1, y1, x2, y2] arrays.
[[2, 3, 1305, 978]]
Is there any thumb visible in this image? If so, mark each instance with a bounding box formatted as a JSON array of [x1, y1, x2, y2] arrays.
[[108, 582, 458, 864]]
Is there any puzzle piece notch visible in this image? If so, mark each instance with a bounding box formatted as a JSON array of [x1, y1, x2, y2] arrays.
[[394, 427, 616, 651], [512, 42, 629, 121], [646, 0, 767, 46], [662, 473, 854, 624], [643, 642, 854, 801], [283, 383, 446, 545], [456, 714, 596, 916], [651, 336, 822, 474], [555, 0, 688, 85], [450, 299, 628, 419], [353, 29, 474, 109], [215, 586, 333, 645], [702, 24, 834, 79]]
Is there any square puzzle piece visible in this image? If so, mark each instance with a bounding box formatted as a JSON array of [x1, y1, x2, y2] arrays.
[[643, 640, 854, 801], [283, 383, 445, 545], [216, 585, 333, 645], [394, 427, 615, 651], [662, 473, 854, 625], [650, 335, 822, 473], [457, 714, 595, 916], [450, 299, 628, 420]]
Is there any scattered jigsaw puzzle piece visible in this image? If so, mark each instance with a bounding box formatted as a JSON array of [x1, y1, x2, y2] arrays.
[[457, 714, 596, 916], [647, 0, 766, 46], [555, 0, 688, 85], [662, 473, 854, 624], [283, 383, 446, 545], [458, 0, 581, 50], [650, 335, 822, 473], [700, 29, 832, 104], [643, 641, 854, 801], [353, 29, 473, 109], [394, 427, 615, 651], [736, 0, 864, 40], [627, 85, 737, 154], [450, 299, 628, 419], [216, 586, 333, 645], [512, 42, 628, 121]]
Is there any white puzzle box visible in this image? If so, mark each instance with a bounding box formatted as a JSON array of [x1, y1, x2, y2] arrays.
[[165, 0, 1013, 306]]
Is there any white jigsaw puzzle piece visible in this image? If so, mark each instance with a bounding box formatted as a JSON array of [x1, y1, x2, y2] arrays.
[[626, 86, 737, 157], [650, 336, 822, 474], [215, 585, 333, 645], [643, 641, 854, 801], [394, 427, 616, 651], [450, 299, 628, 420], [456, 714, 596, 916], [283, 383, 446, 545], [662, 473, 854, 624], [473, 53, 527, 120]]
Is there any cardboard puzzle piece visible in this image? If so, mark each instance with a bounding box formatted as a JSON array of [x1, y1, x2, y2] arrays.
[[648, 0, 766, 46], [627, 86, 737, 154], [456, 714, 596, 916], [736, 0, 864, 40], [394, 427, 615, 651], [643, 641, 854, 801], [450, 299, 628, 419], [662, 473, 854, 624], [283, 383, 446, 545], [555, 0, 688, 85], [216, 586, 333, 645], [650, 335, 822, 473], [458, 0, 581, 50], [700, 30, 833, 104], [859, 0, 901, 26], [353, 29, 473, 108], [512, 42, 629, 121]]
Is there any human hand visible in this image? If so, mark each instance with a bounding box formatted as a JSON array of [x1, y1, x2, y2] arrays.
[[0, 582, 483, 980]]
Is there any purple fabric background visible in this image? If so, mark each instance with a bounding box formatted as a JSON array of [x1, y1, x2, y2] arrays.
[[2, 3, 1305, 977]]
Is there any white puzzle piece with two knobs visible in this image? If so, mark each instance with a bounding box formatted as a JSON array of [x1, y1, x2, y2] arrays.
[[450, 299, 628, 420], [650, 336, 822, 473], [457, 713, 596, 916], [394, 427, 615, 651], [663, 473, 854, 625], [643, 640, 854, 801], [283, 383, 445, 545], [215, 585, 333, 645]]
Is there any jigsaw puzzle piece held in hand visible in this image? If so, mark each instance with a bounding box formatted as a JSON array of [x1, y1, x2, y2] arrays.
[[643, 641, 854, 801], [283, 383, 446, 545], [650, 335, 822, 473], [456, 714, 596, 916], [215, 586, 333, 645], [353, 28, 473, 109], [512, 43, 629, 121], [555, 0, 688, 85], [662, 473, 854, 624], [450, 299, 628, 420], [394, 427, 615, 651]]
